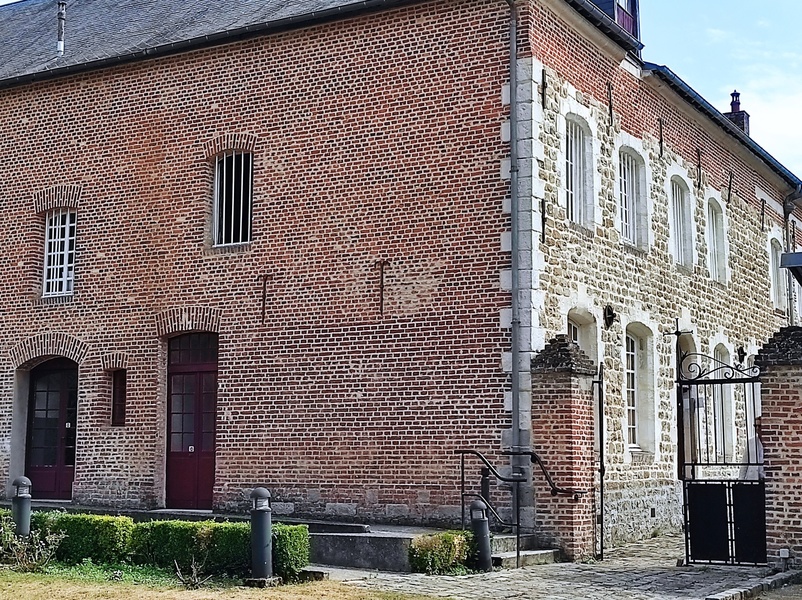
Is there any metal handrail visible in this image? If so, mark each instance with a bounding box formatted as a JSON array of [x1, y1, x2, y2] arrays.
[[503, 450, 589, 501], [455, 449, 524, 567]]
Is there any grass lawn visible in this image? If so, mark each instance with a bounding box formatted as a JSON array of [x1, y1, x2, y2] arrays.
[[0, 568, 434, 600]]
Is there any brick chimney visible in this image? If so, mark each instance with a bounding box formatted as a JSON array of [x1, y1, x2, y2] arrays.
[[724, 90, 750, 135]]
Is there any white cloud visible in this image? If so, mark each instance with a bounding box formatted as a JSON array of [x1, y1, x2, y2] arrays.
[[739, 77, 802, 176], [705, 28, 734, 44]]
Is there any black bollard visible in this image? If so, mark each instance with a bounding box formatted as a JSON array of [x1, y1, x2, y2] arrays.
[[470, 499, 492, 572], [250, 487, 273, 579], [11, 476, 31, 537]]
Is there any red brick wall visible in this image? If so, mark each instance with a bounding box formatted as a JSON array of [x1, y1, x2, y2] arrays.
[[0, 0, 512, 521], [758, 328, 802, 568], [531, 336, 596, 560]]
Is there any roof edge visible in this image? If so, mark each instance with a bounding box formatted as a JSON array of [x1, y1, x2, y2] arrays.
[[643, 62, 801, 190], [0, 0, 417, 90], [562, 0, 643, 57]]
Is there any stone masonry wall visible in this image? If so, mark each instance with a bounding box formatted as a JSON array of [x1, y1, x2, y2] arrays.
[[518, 0, 798, 545]]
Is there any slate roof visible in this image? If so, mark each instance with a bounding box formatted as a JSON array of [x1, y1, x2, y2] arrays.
[[0, 0, 412, 85]]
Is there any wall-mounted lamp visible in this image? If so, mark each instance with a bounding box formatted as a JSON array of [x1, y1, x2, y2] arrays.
[[603, 305, 617, 329]]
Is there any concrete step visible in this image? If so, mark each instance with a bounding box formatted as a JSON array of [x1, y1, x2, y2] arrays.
[[311, 529, 553, 572], [492, 549, 559, 568]]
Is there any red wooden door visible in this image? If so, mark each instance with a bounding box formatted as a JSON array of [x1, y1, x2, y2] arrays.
[[166, 333, 217, 509], [26, 358, 78, 499]]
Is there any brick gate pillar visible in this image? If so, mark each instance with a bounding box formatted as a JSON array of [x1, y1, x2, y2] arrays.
[[530, 334, 596, 561], [757, 326, 802, 569]]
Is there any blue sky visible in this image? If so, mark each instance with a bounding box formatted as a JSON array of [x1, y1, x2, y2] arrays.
[[2, 0, 800, 175], [640, 1, 802, 176]]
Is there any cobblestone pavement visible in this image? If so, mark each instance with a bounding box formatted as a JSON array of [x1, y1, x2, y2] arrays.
[[327, 535, 799, 600]]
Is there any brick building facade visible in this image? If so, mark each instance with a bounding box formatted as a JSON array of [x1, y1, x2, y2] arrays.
[[1, 0, 800, 555]]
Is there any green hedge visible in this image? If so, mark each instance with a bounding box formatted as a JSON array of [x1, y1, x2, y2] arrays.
[[271, 523, 310, 580], [32, 512, 133, 564], [29, 512, 308, 580], [129, 519, 308, 579], [409, 530, 475, 575]]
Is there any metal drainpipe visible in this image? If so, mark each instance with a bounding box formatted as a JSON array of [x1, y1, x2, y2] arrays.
[[504, 1, 523, 476]]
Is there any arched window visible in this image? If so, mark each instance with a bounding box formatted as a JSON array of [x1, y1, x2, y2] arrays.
[[671, 177, 693, 267], [565, 115, 592, 226], [707, 199, 726, 282], [618, 148, 647, 247], [712, 344, 734, 461], [770, 238, 787, 310], [624, 323, 654, 453]]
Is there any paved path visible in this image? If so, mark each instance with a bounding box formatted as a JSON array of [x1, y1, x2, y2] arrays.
[[322, 534, 801, 600]]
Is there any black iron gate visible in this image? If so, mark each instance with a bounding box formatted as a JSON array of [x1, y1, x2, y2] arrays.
[[676, 343, 765, 565]]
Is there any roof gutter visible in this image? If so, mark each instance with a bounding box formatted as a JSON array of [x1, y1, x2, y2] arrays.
[[0, 0, 419, 90], [643, 62, 802, 191]]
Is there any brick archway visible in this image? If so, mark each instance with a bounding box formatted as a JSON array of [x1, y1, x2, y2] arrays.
[[9, 332, 89, 369], [155, 306, 222, 338]]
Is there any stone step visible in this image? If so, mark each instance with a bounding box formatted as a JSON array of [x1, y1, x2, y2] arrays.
[[492, 549, 559, 568], [491, 533, 539, 554]]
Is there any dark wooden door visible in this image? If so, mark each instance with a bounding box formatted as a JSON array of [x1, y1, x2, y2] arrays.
[[26, 358, 78, 499], [166, 333, 217, 509]]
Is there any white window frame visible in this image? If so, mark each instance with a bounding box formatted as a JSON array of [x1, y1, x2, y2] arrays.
[[671, 177, 693, 267], [707, 199, 726, 282], [625, 333, 638, 448], [616, 143, 649, 248], [42, 208, 77, 297], [565, 117, 589, 225], [770, 237, 787, 310], [567, 318, 580, 345], [711, 344, 734, 461], [619, 151, 638, 244], [213, 150, 254, 246]]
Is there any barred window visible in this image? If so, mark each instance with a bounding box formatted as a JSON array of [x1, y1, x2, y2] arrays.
[[43, 208, 77, 297], [214, 151, 253, 246]]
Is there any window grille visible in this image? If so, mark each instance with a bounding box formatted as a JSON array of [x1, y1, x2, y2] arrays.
[[565, 120, 586, 223], [214, 151, 253, 246], [619, 152, 638, 244], [43, 208, 77, 297], [625, 334, 638, 447]]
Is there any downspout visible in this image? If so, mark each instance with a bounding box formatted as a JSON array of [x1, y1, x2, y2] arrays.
[[504, 0, 521, 460]]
